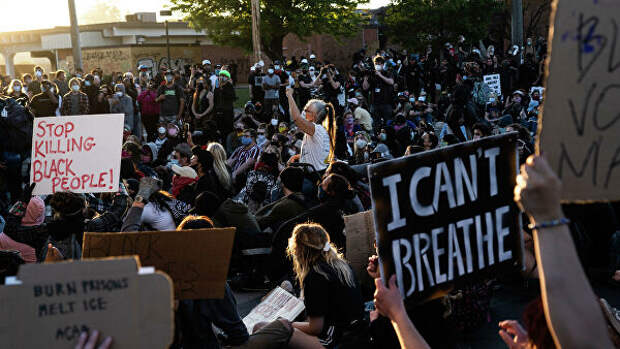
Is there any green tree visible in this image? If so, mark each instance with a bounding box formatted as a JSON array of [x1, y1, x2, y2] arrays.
[[384, 0, 503, 51], [170, 0, 369, 60]]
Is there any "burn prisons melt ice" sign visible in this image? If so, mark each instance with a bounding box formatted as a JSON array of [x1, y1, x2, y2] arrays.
[[368, 133, 523, 303], [30, 114, 124, 195]]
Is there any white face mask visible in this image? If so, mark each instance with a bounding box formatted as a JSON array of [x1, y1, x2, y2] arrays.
[[489, 97, 496, 103], [356, 139, 367, 149], [115, 91, 123, 97], [13, 85, 21, 92], [50, 87, 55, 94], [35, 71, 42, 78], [271, 118, 279, 126], [94, 76, 100, 84], [71, 85, 80, 92], [375, 65, 382, 71], [274, 65, 280, 70], [23, 86, 28, 93], [267, 69, 274, 75], [158, 127, 166, 134]]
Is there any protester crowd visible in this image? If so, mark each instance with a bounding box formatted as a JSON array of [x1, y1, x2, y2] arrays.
[[0, 34, 619, 349]]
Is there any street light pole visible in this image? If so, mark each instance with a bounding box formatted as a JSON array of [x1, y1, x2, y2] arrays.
[[160, 10, 173, 69], [251, 0, 262, 63]]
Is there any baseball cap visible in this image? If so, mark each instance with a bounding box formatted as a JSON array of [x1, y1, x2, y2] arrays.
[[219, 70, 231, 79], [347, 98, 359, 105], [202, 59, 211, 65], [171, 164, 198, 179]]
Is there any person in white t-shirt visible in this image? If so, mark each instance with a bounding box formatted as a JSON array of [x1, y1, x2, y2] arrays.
[[286, 87, 336, 172]]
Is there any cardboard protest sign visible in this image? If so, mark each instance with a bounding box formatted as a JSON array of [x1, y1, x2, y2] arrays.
[[483, 74, 501, 97], [243, 287, 305, 333], [0, 257, 173, 349], [368, 133, 523, 303], [30, 114, 124, 195], [539, 0, 620, 201], [344, 211, 376, 282], [82, 228, 235, 299]]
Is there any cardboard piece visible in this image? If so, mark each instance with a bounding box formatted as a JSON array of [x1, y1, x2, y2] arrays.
[[368, 133, 523, 304], [483, 74, 501, 97], [0, 257, 173, 349], [30, 114, 124, 195], [539, 0, 620, 201], [82, 228, 235, 299], [344, 211, 376, 282], [242, 287, 305, 333]]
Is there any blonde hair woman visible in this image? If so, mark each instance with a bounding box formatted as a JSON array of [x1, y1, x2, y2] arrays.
[[207, 142, 232, 193], [286, 223, 364, 348]]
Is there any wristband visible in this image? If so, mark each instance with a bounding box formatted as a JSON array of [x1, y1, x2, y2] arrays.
[[528, 218, 570, 231]]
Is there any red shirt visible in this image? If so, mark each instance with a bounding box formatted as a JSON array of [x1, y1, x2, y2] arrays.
[[137, 89, 160, 116]]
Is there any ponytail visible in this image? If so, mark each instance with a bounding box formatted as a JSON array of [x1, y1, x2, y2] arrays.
[[323, 103, 337, 162]]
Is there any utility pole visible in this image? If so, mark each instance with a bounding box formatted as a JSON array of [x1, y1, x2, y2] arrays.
[[161, 10, 173, 69], [68, 0, 82, 71], [251, 0, 262, 63], [511, 0, 524, 48]]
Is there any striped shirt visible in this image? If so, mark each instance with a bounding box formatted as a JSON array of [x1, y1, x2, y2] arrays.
[[230, 144, 261, 173]]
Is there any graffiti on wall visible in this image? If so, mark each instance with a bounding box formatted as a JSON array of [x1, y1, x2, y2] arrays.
[[135, 53, 191, 78]]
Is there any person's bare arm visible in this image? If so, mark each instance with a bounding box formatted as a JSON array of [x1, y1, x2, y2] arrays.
[[292, 316, 324, 337], [515, 156, 613, 348], [286, 87, 315, 136], [328, 72, 340, 90], [177, 98, 185, 121], [374, 275, 430, 349], [362, 76, 370, 91]]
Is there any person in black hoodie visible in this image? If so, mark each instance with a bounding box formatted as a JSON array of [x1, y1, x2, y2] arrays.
[[269, 173, 355, 283]]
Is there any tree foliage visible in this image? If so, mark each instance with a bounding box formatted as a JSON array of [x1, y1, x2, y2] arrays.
[[384, 0, 503, 51], [170, 0, 369, 60]]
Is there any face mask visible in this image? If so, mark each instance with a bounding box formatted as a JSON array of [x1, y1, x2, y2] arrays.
[[35, 71, 42, 78], [271, 118, 279, 126], [71, 85, 80, 92], [49, 87, 55, 94], [84, 81, 92, 87], [241, 136, 252, 146], [165, 75, 173, 82], [274, 65, 280, 70], [489, 97, 496, 103], [279, 126, 287, 133], [375, 65, 382, 71], [317, 186, 328, 202], [141, 155, 152, 163], [379, 133, 387, 142], [41, 87, 46, 93], [215, 69, 221, 75], [409, 97, 416, 103], [158, 127, 166, 134], [13, 85, 21, 92], [267, 69, 274, 75], [257, 134, 266, 142], [356, 139, 367, 149], [115, 91, 123, 97], [93, 76, 100, 84], [76, 74, 82, 79], [25, 79, 32, 85], [168, 128, 178, 137], [23, 87, 28, 93], [121, 150, 131, 159]]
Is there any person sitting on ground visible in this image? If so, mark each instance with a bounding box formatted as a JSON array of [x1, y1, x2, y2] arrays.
[[227, 128, 261, 186], [174, 215, 250, 348], [239, 223, 365, 349], [255, 166, 307, 232]]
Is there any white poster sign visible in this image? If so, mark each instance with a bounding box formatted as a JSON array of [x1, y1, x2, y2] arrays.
[[483, 74, 502, 97], [30, 114, 124, 195]]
